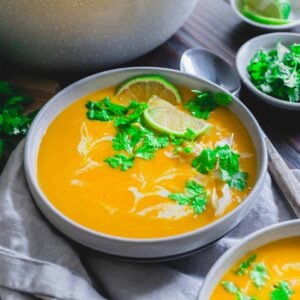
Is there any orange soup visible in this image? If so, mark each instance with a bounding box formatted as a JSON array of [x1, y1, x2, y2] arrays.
[[211, 237, 300, 299], [37, 84, 257, 238]]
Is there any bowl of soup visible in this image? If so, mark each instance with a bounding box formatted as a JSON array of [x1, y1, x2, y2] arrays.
[[24, 67, 267, 260], [198, 220, 300, 299]]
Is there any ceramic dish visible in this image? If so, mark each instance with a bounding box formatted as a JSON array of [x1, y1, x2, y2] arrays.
[[198, 219, 300, 299], [231, 0, 300, 30], [236, 32, 300, 110], [0, 0, 197, 70], [24, 67, 267, 260]]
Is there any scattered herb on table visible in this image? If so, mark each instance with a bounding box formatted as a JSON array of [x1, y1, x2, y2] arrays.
[[0, 81, 36, 163], [247, 42, 300, 102], [184, 90, 232, 120], [250, 263, 269, 288], [271, 281, 294, 300], [235, 254, 257, 275], [192, 144, 248, 191], [168, 180, 208, 215]]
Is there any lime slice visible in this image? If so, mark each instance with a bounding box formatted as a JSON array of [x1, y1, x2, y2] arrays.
[[242, 4, 291, 24], [116, 75, 182, 104], [245, 0, 291, 19], [143, 96, 211, 137]]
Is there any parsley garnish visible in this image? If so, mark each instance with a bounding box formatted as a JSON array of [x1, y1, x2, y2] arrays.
[[192, 144, 248, 191], [221, 281, 255, 300], [271, 281, 294, 300], [184, 90, 232, 120], [247, 42, 300, 102], [250, 263, 269, 288], [170, 129, 196, 154], [235, 254, 257, 275], [104, 154, 134, 171], [168, 180, 208, 214], [86, 97, 169, 171], [0, 81, 36, 162]]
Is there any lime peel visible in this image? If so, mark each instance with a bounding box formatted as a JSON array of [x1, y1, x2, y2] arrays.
[[143, 95, 211, 137]]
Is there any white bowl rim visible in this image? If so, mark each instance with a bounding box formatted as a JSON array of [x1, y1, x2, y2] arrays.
[[198, 219, 300, 299], [230, 0, 300, 30], [24, 66, 268, 244], [236, 32, 300, 109]]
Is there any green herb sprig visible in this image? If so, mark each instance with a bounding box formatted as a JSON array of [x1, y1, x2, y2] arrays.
[[86, 97, 169, 171], [235, 254, 257, 275], [184, 90, 232, 120], [0, 81, 36, 162], [271, 281, 294, 300], [192, 144, 248, 191], [250, 263, 269, 289], [168, 180, 208, 215]]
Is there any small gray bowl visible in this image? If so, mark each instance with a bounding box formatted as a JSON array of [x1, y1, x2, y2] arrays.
[[198, 219, 300, 299], [236, 32, 300, 110], [231, 0, 300, 30], [24, 67, 267, 260]]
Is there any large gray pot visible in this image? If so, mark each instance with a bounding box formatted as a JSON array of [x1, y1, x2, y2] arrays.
[[0, 0, 198, 70]]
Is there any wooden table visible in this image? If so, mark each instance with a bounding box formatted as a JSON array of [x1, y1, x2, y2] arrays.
[[2, 0, 300, 168]]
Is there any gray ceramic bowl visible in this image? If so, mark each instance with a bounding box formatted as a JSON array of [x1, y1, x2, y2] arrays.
[[0, 0, 197, 71], [198, 219, 300, 299], [24, 67, 267, 260], [231, 0, 300, 30], [236, 32, 300, 110]]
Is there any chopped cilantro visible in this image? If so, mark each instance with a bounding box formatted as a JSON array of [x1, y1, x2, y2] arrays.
[[192, 144, 248, 190], [0, 81, 36, 163], [86, 97, 147, 125], [250, 263, 269, 288], [169, 129, 196, 154], [86, 97, 170, 169], [247, 42, 300, 102], [271, 281, 294, 300], [221, 281, 255, 300], [235, 254, 257, 275], [104, 154, 134, 171], [168, 180, 207, 215], [184, 90, 232, 120]]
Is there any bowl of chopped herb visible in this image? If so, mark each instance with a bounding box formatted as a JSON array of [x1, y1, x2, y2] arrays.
[[198, 219, 300, 299], [24, 67, 267, 260], [236, 32, 300, 110]]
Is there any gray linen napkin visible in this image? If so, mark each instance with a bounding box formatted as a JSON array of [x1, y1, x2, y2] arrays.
[[0, 140, 296, 300]]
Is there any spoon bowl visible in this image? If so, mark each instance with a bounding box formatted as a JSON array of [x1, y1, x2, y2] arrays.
[[180, 48, 241, 96]]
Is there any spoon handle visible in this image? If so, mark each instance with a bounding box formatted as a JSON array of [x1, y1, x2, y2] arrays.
[[265, 136, 300, 218]]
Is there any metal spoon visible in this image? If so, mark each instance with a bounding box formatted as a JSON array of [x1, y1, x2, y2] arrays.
[[180, 47, 241, 96], [180, 47, 300, 218]]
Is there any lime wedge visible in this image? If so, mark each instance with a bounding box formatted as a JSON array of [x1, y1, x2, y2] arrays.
[[116, 75, 182, 104], [242, 4, 291, 24], [143, 96, 211, 137], [245, 0, 291, 19]]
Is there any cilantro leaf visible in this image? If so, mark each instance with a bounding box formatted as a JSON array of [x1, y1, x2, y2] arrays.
[[104, 154, 134, 171], [114, 101, 147, 126], [192, 148, 216, 174], [192, 144, 248, 191], [184, 90, 232, 120], [271, 281, 294, 300], [250, 263, 269, 288], [169, 180, 207, 215], [235, 254, 257, 275]]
